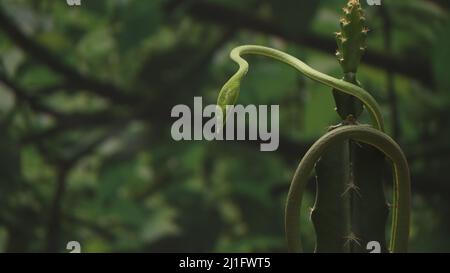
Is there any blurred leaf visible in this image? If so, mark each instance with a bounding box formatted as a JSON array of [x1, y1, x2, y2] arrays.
[[77, 26, 115, 62], [116, 0, 164, 51], [141, 205, 178, 244], [0, 84, 15, 115], [2, 48, 25, 77], [98, 158, 139, 206]]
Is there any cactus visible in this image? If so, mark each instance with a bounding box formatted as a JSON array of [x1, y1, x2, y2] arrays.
[[217, 0, 411, 253], [334, 0, 367, 120], [313, 0, 390, 253]]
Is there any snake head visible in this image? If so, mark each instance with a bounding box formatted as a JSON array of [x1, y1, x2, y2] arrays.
[[216, 78, 240, 129]]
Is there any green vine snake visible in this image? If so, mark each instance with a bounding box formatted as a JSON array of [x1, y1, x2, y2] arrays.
[[218, 45, 384, 131], [217, 45, 411, 253]]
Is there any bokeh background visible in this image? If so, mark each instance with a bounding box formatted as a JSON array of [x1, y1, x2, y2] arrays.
[[0, 0, 449, 253]]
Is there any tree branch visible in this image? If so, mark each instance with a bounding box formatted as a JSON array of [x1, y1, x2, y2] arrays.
[[0, 5, 138, 104], [44, 124, 126, 252], [0, 73, 62, 117]]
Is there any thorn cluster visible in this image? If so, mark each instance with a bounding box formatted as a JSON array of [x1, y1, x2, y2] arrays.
[[335, 0, 368, 73]]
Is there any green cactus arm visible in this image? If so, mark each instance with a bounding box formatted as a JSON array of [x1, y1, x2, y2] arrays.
[[351, 141, 390, 252], [336, 0, 368, 74], [333, 0, 368, 119], [217, 45, 384, 131], [285, 125, 411, 253], [312, 139, 351, 253]]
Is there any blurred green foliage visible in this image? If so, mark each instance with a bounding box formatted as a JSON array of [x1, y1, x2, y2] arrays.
[[0, 0, 449, 252]]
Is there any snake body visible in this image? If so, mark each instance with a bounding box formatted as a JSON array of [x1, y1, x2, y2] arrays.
[[217, 45, 411, 253], [285, 125, 410, 253], [218, 45, 384, 131]]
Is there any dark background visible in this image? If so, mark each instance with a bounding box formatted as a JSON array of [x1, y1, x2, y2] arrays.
[[0, 0, 448, 252]]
